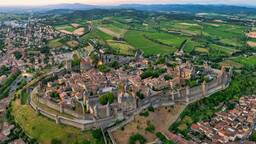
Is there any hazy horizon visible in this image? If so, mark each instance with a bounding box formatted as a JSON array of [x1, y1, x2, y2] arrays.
[[0, 0, 255, 7]]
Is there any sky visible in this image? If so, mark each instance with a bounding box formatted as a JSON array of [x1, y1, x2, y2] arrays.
[[0, 0, 255, 6]]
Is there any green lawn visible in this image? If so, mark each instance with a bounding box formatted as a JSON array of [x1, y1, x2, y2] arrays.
[[20, 91, 29, 105], [124, 30, 177, 56], [12, 100, 96, 144], [107, 40, 135, 56], [47, 39, 63, 48]]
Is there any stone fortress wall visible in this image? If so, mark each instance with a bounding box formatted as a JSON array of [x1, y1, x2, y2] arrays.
[[28, 67, 231, 132]]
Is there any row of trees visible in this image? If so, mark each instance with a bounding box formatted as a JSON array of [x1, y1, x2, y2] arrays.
[[0, 71, 20, 100]]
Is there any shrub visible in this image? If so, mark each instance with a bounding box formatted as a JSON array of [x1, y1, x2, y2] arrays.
[[136, 91, 145, 100], [13, 51, 22, 60], [108, 61, 120, 69], [148, 106, 154, 112], [139, 111, 149, 117], [129, 133, 146, 144], [91, 129, 104, 144], [51, 139, 62, 144], [164, 75, 172, 81], [155, 132, 174, 144], [50, 92, 59, 100]]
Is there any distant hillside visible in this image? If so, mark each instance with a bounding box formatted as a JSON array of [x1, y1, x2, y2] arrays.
[[1, 4, 256, 15], [0, 3, 98, 13], [118, 4, 256, 14], [41, 3, 99, 10]]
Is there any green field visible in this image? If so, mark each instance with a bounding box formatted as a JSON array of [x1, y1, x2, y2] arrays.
[[55, 25, 76, 32], [159, 20, 246, 48], [248, 38, 256, 42], [195, 47, 209, 54], [233, 56, 256, 66], [124, 30, 177, 56], [80, 17, 248, 57], [12, 100, 96, 144], [82, 28, 112, 43], [220, 60, 243, 68], [47, 39, 63, 48], [160, 21, 202, 36], [144, 32, 186, 48], [99, 24, 127, 37], [209, 44, 237, 56], [107, 40, 135, 56], [203, 23, 245, 47]]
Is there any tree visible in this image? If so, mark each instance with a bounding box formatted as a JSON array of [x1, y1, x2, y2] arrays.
[[98, 65, 110, 73], [108, 61, 120, 69], [99, 92, 114, 105], [13, 51, 22, 60], [164, 75, 172, 81], [136, 91, 145, 100], [71, 54, 81, 71], [50, 92, 59, 100], [129, 133, 146, 144]]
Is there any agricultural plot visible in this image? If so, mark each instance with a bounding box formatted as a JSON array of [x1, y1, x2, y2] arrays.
[[247, 41, 256, 47], [232, 56, 256, 66], [72, 27, 85, 36], [209, 44, 237, 56], [248, 38, 256, 42], [82, 28, 112, 43], [71, 23, 81, 28], [97, 27, 123, 38], [56, 23, 85, 36], [202, 23, 246, 47], [220, 60, 243, 69], [47, 39, 63, 48], [195, 47, 209, 54], [101, 24, 127, 36], [246, 31, 256, 38], [144, 32, 187, 48], [66, 40, 79, 48], [55, 25, 76, 32], [160, 20, 202, 36], [107, 40, 135, 56], [124, 30, 177, 56]]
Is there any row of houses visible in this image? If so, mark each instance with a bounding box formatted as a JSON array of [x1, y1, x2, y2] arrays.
[[191, 96, 256, 143]]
